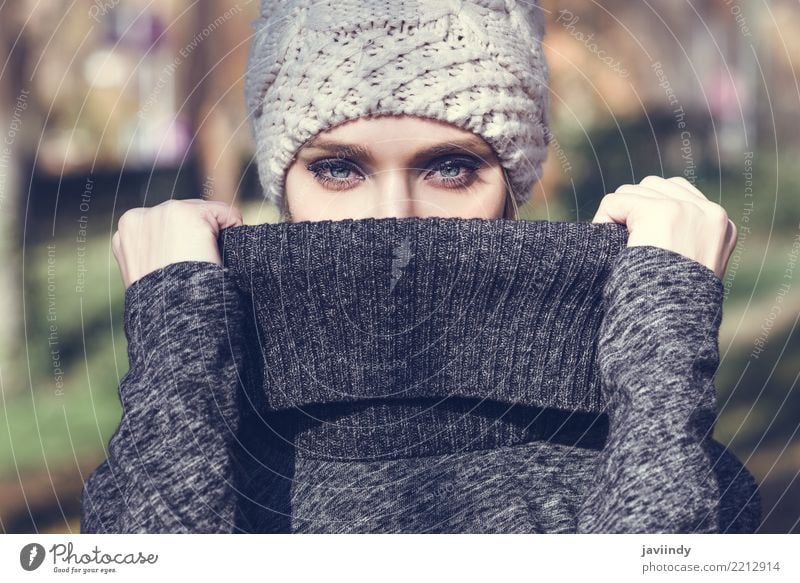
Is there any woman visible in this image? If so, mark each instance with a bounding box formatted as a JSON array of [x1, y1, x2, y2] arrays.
[[81, 0, 760, 533]]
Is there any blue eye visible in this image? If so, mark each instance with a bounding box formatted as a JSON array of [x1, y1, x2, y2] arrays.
[[306, 159, 364, 190], [425, 157, 482, 188], [305, 155, 483, 192]]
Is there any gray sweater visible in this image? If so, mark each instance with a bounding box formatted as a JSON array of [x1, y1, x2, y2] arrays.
[[80, 217, 762, 533]]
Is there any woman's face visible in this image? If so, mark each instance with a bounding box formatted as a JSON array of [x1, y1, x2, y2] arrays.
[[283, 115, 510, 221]]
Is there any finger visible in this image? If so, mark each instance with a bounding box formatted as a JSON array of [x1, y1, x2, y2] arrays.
[[639, 176, 707, 205], [111, 230, 121, 258], [218, 204, 244, 228], [591, 191, 647, 224], [724, 218, 738, 259], [666, 176, 708, 201], [178, 198, 227, 205], [175, 199, 244, 227], [176, 199, 243, 221], [199, 203, 244, 232], [718, 219, 737, 279], [112, 231, 130, 289], [612, 185, 709, 216], [115, 210, 145, 288], [614, 184, 667, 198]]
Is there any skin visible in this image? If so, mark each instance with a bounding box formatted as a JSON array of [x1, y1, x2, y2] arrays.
[[112, 115, 738, 288], [591, 175, 738, 279], [282, 114, 511, 222]]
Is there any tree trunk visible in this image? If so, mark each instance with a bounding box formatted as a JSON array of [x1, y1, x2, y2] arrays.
[[0, 3, 29, 399], [177, 0, 253, 206]]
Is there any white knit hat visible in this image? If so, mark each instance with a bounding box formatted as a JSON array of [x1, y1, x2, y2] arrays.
[[245, 0, 551, 210]]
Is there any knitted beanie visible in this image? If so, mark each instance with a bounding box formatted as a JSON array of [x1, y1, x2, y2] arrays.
[[245, 0, 551, 210]]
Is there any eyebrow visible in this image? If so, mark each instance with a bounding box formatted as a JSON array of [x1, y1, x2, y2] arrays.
[[297, 137, 498, 167]]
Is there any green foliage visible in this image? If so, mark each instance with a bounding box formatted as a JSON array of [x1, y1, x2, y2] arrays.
[[1, 234, 128, 475]]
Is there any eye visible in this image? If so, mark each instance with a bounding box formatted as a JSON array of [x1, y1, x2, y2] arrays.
[[306, 159, 365, 191], [305, 155, 484, 192], [423, 156, 482, 189]]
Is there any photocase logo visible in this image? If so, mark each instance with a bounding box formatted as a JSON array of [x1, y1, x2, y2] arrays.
[[20, 543, 46, 571], [390, 237, 413, 293]]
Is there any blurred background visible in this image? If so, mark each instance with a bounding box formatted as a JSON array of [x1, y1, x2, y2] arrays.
[[0, 0, 798, 533]]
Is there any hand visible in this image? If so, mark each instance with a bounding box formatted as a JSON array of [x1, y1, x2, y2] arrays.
[[112, 199, 244, 289], [591, 175, 738, 280]]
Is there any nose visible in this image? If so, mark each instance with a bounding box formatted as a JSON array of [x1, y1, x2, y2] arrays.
[[371, 168, 415, 218]]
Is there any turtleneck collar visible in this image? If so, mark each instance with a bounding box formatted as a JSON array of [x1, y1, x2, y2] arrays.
[[218, 217, 630, 461]]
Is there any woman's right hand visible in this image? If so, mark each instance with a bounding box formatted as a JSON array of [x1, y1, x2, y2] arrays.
[[112, 199, 244, 289]]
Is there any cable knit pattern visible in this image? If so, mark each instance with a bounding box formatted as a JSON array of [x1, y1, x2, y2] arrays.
[[80, 219, 762, 533], [245, 0, 551, 208]]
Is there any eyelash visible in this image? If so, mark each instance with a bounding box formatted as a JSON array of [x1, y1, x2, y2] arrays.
[[305, 156, 483, 191]]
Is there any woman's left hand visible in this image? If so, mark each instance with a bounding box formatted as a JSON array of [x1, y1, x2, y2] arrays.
[[591, 175, 738, 280]]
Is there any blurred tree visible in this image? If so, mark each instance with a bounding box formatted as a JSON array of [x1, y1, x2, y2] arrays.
[[176, 0, 255, 205], [0, 1, 34, 399]]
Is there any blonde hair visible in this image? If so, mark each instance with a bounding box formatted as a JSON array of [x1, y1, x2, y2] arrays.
[[502, 167, 520, 220], [503, 190, 518, 220]]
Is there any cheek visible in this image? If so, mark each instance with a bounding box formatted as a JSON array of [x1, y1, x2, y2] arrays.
[[284, 162, 308, 198], [284, 163, 366, 221], [466, 169, 508, 217], [284, 163, 313, 218], [428, 168, 506, 203], [418, 183, 507, 219], [284, 162, 325, 211]]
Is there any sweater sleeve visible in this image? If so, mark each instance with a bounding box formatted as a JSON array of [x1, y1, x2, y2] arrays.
[[79, 260, 254, 533], [575, 244, 763, 533]]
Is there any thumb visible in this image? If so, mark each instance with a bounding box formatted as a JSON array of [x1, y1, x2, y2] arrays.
[[199, 203, 244, 235], [591, 192, 635, 226]]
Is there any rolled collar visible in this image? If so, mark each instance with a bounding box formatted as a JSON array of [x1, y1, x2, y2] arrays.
[[218, 217, 629, 418]]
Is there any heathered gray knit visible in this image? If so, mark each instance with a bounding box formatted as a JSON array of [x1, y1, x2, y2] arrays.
[[80, 217, 762, 533]]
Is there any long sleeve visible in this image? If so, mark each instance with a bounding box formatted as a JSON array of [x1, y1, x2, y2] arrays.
[[575, 244, 763, 533], [80, 260, 254, 533]]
